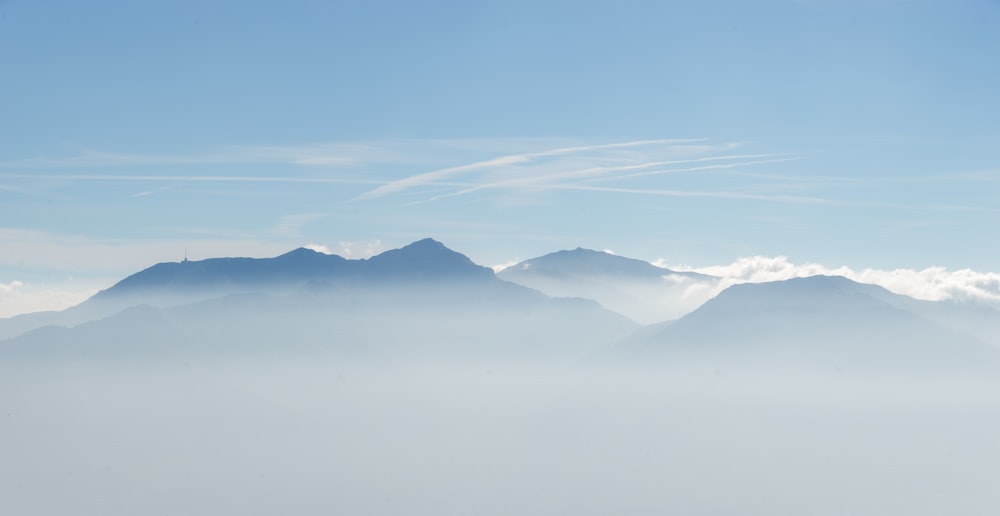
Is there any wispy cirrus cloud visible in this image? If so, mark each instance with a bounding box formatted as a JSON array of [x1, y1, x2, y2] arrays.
[[0, 143, 389, 169], [8, 137, 990, 215], [1, 138, 813, 206], [357, 138, 708, 200], [0, 173, 386, 186], [581, 157, 800, 183], [550, 185, 835, 204], [411, 154, 799, 205]]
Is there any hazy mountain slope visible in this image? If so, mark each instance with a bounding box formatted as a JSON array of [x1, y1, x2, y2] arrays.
[[0, 239, 502, 340], [1, 239, 637, 360], [0, 248, 350, 340], [498, 248, 718, 324], [622, 275, 997, 369], [852, 285, 1000, 347]]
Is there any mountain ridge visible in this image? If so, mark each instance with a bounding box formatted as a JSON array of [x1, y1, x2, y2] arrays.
[[621, 275, 997, 369], [0, 238, 639, 358], [498, 247, 719, 324]]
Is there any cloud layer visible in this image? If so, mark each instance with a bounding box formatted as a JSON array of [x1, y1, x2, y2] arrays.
[[661, 255, 1000, 305]]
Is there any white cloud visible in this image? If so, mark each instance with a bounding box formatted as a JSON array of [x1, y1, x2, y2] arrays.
[[305, 240, 385, 259], [491, 260, 521, 273], [0, 280, 24, 293], [658, 255, 1000, 305], [0, 280, 97, 318], [304, 244, 335, 255]]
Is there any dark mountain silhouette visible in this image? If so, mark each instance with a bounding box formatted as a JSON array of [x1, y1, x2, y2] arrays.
[[498, 247, 718, 324], [622, 275, 998, 369], [0, 239, 500, 340], [1, 239, 637, 359], [94, 238, 497, 299]]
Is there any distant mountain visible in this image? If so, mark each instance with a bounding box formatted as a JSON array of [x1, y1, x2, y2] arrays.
[[0, 239, 497, 340], [845, 283, 1000, 348], [621, 275, 998, 370], [1, 239, 637, 359], [95, 237, 494, 300], [498, 248, 718, 324]]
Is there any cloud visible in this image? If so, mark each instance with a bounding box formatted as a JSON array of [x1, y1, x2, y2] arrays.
[[581, 157, 799, 183], [410, 153, 794, 205], [2, 138, 826, 210], [490, 260, 521, 273], [0, 143, 389, 169], [0, 173, 385, 186], [305, 240, 385, 259], [0, 280, 23, 293], [658, 255, 1000, 305], [0, 280, 97, 318], [358, 138, 706, 200], [556, 185, 835, 204]]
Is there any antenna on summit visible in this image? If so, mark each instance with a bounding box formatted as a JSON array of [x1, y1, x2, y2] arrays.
[[183, 248, 189, 263]]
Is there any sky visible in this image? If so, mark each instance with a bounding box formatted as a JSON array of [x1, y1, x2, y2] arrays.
[[2, 0, 999, 316]]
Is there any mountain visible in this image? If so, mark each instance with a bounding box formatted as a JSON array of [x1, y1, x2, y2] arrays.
[[847, 284, 1000, 348], [0, 239, 494, 340], [498, 248, 718, 324], [94, 238, 496, 299], [0, 239, 637, 359], [0, 247, 347, 341], [621, 275, 998, 370]]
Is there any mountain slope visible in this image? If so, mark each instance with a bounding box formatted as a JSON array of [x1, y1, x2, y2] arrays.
[[498, 248, 718, 324], [0, 239, 502, 340], [1, 239, 638, 359], [622, 275, 997, 369]]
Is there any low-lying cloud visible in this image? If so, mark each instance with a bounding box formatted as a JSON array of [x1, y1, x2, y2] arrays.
[[0, 280, 96, 318], [661, 255, 1000, 305], [305, 240, 386, 259]]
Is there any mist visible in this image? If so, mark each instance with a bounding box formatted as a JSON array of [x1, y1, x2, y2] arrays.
[[3, 356, 999, 516], [4, 242, 1000, 515]]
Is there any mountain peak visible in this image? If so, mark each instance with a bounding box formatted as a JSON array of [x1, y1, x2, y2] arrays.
[[278, 247, 324, 258], [501, 247, 706, 279], [364, 238, 494, 280], [401, 238, 447, 250]]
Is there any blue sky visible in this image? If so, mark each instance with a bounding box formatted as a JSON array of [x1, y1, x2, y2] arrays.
[[2, 0, 999, 315]]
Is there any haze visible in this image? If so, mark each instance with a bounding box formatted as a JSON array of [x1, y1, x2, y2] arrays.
[[3, 1, 1000, 515]]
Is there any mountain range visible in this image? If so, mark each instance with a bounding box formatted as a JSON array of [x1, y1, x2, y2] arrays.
[[2, 238, 998, 368], [0, 239, 635, 360], [498, 247, 717, 324]]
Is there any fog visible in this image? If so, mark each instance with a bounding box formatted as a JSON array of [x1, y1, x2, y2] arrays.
[[4, 245, 1000, 514], [4, 355, 1000, 516]]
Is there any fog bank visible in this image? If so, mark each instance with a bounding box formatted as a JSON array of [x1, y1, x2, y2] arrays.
[[3, 357, 999, 516]]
